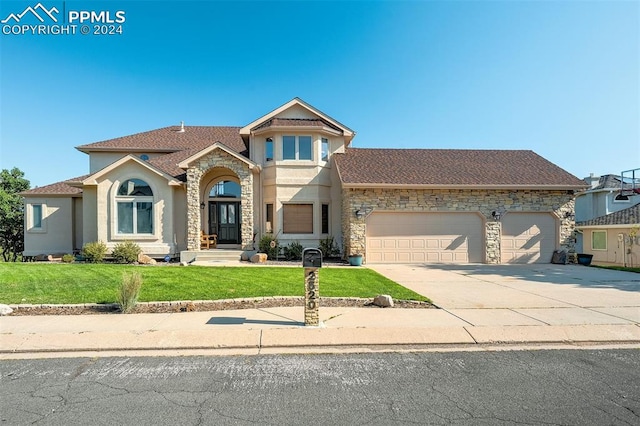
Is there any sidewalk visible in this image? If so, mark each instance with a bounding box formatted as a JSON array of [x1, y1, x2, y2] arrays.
[[2, 304, 639, 358], [1, 264, 639, 358]]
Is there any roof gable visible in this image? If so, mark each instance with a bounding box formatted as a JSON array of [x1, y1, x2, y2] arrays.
[[334, 148, 587, 189], [239, 98, 354, 141], [177, 142, 257, 170]]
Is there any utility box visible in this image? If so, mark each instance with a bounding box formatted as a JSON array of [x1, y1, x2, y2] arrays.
[[302, 248, 322, 268]]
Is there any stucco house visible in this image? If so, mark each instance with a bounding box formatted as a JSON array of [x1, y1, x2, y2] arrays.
[[576, 201, 640, 267], [574, 172, 640, 253], [22, 98, 586, 264]]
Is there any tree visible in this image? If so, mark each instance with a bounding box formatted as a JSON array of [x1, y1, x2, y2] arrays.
[[0, 168, 30, 261]]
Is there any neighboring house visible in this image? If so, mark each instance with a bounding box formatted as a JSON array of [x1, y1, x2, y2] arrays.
[[21, 98, 586, 264], [575, 204, 640, 267], [574, 172, 640, 252]]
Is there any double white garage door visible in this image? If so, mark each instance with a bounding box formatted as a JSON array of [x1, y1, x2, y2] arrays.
[[366, 212, 557, 264]]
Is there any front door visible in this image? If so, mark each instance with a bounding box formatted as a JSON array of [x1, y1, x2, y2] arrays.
[[209, 201, 240, 244]]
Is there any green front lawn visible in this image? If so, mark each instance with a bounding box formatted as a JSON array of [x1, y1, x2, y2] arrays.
[[0, 263, 429, 305]]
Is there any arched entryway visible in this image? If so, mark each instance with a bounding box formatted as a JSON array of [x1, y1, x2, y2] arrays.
[[202, 177, 242, 245]]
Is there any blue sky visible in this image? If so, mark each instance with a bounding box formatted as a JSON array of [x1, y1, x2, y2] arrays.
[[1, 0, 638, 188]]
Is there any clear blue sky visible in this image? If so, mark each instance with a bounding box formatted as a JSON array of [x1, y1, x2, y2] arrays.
[[1, 0, 638, 188]]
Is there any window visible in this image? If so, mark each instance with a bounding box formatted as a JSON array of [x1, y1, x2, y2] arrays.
[[140, 154, 149, 161], [266, 203, 273, 233], [283, 135, 312, 160], [283, 204, 313, 234], [116, 179, 153, 234], [210, 181, 241, 198], [592, 230, 607, 250], [265, 137, 273, 162], [321, 138, 329, 162], [321, 204, 329, 234], [32, 204, 43, 229]]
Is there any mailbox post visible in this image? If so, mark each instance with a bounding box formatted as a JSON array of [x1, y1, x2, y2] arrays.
[[302, 248, 322, 326]]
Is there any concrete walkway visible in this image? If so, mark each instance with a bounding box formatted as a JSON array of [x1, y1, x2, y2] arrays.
[[1, 264, 639, 358]]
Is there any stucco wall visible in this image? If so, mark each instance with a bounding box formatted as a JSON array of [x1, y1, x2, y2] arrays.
[[89, 152, 165, 173], [580, 227, 640, 267], [23, 197, 75, 256], [342, 188, 576, 264], [92, 161, 178, 256]]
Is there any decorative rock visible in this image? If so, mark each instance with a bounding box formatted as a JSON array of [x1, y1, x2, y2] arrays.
[[372, 294, 394, 308], [250, 253, 268, 263], [0, 304, 13, 315], [180, 261, 189, 267], [241, 251, 257, 261], [138, 253, 157, 265]]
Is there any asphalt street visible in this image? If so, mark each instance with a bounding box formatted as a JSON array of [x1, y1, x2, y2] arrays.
[[1, 349, 639, 425]]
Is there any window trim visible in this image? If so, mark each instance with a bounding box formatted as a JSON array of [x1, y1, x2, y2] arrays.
[[591, 230, 607, 251], [265, 203, 274, 234], [282, 135, 313, 161], [265, 137, 274, 162], [27, 202, 46, 233], [321, 138, 330, 162], [112, 178, 157, 239], [321, 203, 329, 234]]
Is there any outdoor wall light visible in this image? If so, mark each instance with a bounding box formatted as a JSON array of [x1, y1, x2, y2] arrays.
[[355, 209, 366, 219], [491, 210, 502, 221], [200, 202, 205, 210]]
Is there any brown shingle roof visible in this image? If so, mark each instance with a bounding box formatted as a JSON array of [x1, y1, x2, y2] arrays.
[[334, 148, 586, 188], [577, 204, 640, 227], [76, 126, 247, 156], [21, 176, 87, 196]]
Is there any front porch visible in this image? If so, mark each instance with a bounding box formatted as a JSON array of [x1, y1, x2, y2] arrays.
[[180, 248, 246, 264]]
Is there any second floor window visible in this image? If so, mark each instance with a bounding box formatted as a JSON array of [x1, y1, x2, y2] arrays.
[[283, 135, 312, 160], [265, 137, 273, 162]]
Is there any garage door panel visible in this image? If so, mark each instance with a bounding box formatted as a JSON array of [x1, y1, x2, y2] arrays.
[[366, 212, 483, 264], [501, 213, 556, 264]]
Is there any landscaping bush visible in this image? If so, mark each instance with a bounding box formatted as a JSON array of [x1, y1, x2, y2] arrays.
[[61, 254, 75, 263], [112, 241, 142, 264], [82, 241, 108, 263], [117, 272, 142, 313], [283, 241, 304, 261], [319, 236, 341, 258], [258, 234, 280, 260]]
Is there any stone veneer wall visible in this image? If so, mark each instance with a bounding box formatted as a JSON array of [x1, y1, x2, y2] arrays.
[[343, 188, 576, 264], [186, 150, 254, 250]]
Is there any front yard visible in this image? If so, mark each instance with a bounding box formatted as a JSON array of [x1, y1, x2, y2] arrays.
[[0, 263, 429, 305]]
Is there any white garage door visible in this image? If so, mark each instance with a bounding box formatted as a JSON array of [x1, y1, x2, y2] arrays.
[[501, 213, 557, 264], [366, 212, 484, 264]]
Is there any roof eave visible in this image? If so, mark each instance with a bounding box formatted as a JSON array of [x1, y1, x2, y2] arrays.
[[340, 183, 587, 190]]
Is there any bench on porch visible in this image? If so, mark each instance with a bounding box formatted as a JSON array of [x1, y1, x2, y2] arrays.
[[200, 231, 217, 249]]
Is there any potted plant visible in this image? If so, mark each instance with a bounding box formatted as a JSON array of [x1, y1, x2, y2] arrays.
[[348, 253, 363, 266]]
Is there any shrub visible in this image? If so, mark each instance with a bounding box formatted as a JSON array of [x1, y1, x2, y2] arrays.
[[319, 236, 341, 258], [283, 241, 304, 261], [112, 241, 142, 264], [82, 241, 107, 263], [117, 272, 142, 313], [61, 254, 75, 263], [258, 234, 280, 260]]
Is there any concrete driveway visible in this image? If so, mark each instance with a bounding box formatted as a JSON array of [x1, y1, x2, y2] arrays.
[[369, 264, 640, 327]]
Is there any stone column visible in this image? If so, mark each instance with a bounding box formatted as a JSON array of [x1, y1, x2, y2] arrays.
[[186, 167, 203, 251], [485, 221, 501, 264], [240, 172, 254, 250]]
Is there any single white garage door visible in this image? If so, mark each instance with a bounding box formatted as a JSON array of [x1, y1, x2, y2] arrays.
[[501, 212, 557, 264], [366, 212, 484, 264]]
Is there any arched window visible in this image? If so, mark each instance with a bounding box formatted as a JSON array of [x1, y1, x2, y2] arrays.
[[209, 180, 241, 198], [116, 179, 153, 234]]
